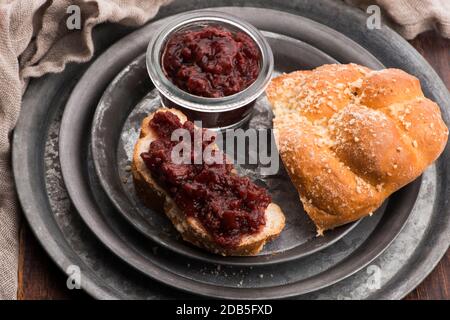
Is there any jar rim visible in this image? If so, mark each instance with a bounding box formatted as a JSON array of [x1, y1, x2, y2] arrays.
[[146, 10, 274, 113]]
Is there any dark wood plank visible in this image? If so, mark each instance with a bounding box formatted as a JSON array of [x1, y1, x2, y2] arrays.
[[405, 251, 450, 300], [409, 31, 450, 90], [405, 31, 450, 300], [17, 222, 89, 300], [17, 31, 450, 300]]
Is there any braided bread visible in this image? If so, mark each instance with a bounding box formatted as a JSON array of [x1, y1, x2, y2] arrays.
[[266, 64, 448, 233]]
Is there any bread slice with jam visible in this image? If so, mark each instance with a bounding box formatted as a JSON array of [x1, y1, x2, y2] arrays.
[[132, 108, 285, 256]]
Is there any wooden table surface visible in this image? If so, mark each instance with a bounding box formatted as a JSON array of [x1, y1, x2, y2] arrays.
[[17, 31, 450, 300]]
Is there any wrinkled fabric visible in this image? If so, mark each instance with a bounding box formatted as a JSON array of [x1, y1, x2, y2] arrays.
[[346, 0, 450, 39], [0, 0, 171, 300]]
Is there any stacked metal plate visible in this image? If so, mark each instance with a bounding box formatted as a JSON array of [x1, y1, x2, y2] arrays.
[[13, 0, 450, 299]]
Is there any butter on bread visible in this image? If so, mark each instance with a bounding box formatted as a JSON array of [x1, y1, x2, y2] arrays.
[[132, 108, 285, 256], [266, 64, 448, 232]]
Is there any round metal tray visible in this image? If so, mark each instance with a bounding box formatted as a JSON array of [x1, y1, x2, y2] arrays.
[[89, 34, 361, 267], [58, 8, 422, 298], [13, 0, 450, 299], [60, 10, 413, 298]]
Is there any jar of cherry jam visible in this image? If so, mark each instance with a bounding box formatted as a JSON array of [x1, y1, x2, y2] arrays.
[[146, 11, 274, 129]]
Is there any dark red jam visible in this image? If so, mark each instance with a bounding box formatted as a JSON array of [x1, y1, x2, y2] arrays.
[[162, 25, 261, 98], [140, 111, 270, 248]]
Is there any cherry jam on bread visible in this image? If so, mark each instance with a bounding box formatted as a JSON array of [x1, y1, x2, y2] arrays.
[[140, 111, 270, 248]]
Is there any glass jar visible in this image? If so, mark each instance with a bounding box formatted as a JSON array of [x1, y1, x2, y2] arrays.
[[146, 10, 274, 129]]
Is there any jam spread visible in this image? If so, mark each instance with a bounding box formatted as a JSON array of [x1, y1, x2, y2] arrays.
[[140, 111, 270, 248], [162, 25, 261, 98]]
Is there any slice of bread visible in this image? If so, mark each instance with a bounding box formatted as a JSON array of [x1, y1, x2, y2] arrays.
[[132, 108, 285, 256]]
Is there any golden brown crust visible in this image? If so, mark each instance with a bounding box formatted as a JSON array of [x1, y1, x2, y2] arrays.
[[267, 64, 448, 231], [131, 108, 285, 256]]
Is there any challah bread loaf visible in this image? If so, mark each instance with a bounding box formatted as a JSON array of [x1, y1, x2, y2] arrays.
[[266, 64, 448, 233]]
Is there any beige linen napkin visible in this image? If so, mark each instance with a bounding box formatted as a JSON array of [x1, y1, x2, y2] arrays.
[[0, 0, 171, 300], [346, 0, 450, 39]]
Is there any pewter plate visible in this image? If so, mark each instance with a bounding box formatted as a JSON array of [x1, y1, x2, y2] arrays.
[[13, 1, 449, 300], [57, 8, 419, 298], [89, 33, 361, 266]]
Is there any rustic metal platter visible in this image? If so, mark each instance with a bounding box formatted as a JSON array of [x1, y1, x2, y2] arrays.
[[59, 7, 417, 297], [89, 34, 363, 267], [12, 0, 449, 300]]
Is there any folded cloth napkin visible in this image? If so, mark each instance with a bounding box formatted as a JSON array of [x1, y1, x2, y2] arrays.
[[0, 0, 171, 300], [0, 0, 449, 300], [346, 0, 450, 39]]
